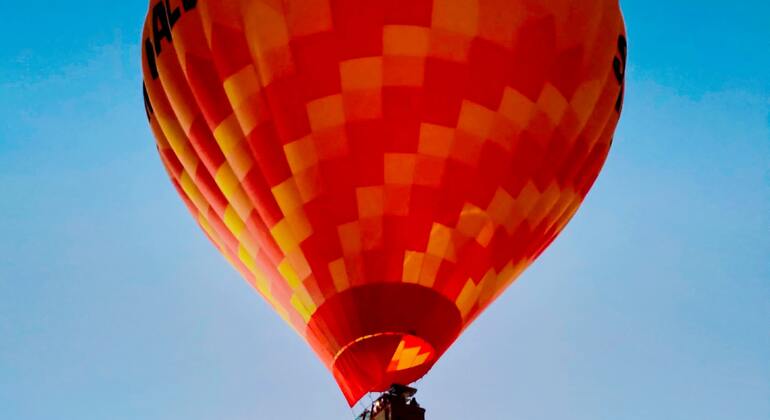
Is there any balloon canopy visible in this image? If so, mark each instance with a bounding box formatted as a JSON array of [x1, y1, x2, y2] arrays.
[[141, 0, 626, 406]]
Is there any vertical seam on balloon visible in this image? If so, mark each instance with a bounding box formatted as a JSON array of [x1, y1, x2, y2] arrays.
[[142, 7, 302, 330], [152, 118, 232, 263], [186, 6, 310, 331], [528, 5, 625, 256], [453, 3, 625, 324], [240, 0, 326, 330], [234, 0, 334, 358], [153, 115, 260, 295], [525, 9, 611, 260], [191, 3, 305, 320], [531, 34, 625, 267]]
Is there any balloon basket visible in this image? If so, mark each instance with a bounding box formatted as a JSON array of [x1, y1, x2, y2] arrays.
[[355, 384, 426, 420]]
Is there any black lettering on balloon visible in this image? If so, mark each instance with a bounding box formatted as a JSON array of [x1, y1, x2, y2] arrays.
[[144, 38, 159, 80], [165, 0, 182, 28], [143, 82, 154, 121], [613, 34, 628, 113], [152, 1, 173, 56], [143, 0, 196, 80]]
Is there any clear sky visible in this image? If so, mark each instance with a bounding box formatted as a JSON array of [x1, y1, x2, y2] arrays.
[[1, 1, 768, 419]]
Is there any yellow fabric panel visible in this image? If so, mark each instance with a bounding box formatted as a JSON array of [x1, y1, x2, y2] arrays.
[[213, 114, 244, 154], [197, 213, 219, 246], [456, 278, 482, 318], [214, 165, 240, 199], [229, 188, 256, 221], [223, 66, 262, 109], [286, 247, 312, 281], [237, 243, 258, 273], [270, 218, 297, 254], [291, 294, 313, 323], [272, 178, 303, 215], [278, 258, 302, 289], [157, 115, 199, 172], [179, 171, 210, 213], [223, 206, 246, 239], [238, 234, 261, 261]]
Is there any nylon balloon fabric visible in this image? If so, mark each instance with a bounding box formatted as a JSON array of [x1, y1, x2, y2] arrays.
[[141, 0, 626, 406]]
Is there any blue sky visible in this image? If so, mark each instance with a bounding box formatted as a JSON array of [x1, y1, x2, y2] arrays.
[[1, 1, 768, 419]]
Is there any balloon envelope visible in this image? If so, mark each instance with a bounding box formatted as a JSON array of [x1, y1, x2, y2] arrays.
[[141, 0, 626, 405]]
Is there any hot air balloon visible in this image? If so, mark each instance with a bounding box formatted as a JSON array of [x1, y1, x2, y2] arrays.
[[141, 0, 627, 410]]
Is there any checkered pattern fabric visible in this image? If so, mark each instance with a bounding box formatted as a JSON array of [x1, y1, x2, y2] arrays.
[[142, 0, 626, 405]]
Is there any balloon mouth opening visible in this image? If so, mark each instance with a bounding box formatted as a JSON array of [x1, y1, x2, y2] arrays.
[[306, 282, 464, 406], [332, 332, 437, 406], [333, 332, 436, 373]]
